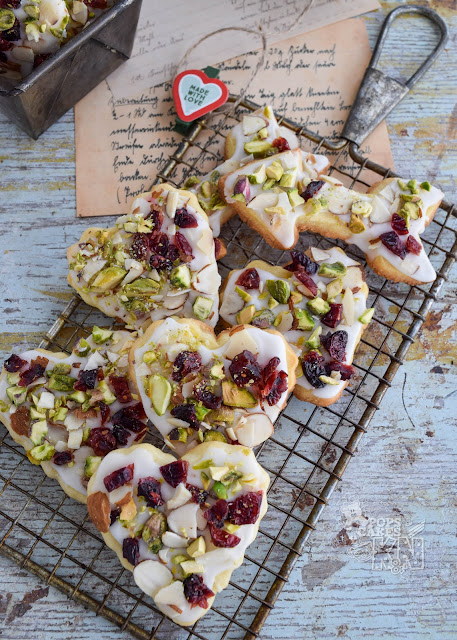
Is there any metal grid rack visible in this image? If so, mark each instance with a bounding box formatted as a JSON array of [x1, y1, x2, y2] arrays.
[[1, 97, 456, 640]]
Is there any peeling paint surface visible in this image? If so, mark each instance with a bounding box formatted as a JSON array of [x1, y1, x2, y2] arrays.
[[0, 2, 457, 639]]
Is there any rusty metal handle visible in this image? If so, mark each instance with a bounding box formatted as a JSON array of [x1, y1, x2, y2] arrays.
[[342, 5, 448, 147]]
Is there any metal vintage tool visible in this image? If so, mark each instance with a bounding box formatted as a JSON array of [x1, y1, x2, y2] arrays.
[[342, 4, 448, 147], [0, 6, 455, 640]]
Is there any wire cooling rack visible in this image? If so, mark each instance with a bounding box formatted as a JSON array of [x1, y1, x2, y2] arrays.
[[1, 97, 456, 640]]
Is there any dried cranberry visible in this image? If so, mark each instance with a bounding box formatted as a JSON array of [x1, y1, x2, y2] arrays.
[[321, 330, 348, 362], [18, 363, 45, 387], [122, 537, 140, 566], [88, 427, 117, 457], [183, 574, 214, 609], [112, 405, 146, 433], [108, 375, 133, 404], [172, 350, 202, 382], [33, 53, 51, 69], [284, 250, 318, 275], [265, 370, 288, 405], [171, 403, 198, 426], [235, 268, 260, 290], [328, 361, 355, 381], [1, 18, 20, 42], [137, 477, 163, 507], [130, 233, 149, 261], [229, 350, 261, 388], [160, 460, 189, 487], [0, 35, 13, 52], [150, 232, 169, 256], [301, 180, 325, 202], [110, 507, 121, 525], [83, 0, 108, 8], [186, 484, 209, 505], [272, 137, 291, 152], [379, 231, 407, 259], [295, 269, 318, 296], [321, 303, 343, 328], [193, 381, 222, 410], [147, 206, 164, 230], [301, 351, 327, 389], [74, 368, 98, 391], [53, 451, 74, 466], [167, 243, 180, 262], [406, 235, 422, 255], [203, 499, 228, 529], [99, 401, 110, 426], [149, 252, 172, 271], [175, 208, 198, 228], [228, 491, 263, 525], [4, 354, 27, 373], [391, 213, 409, 235], [209, 525, 240, 548], [112, 425, 130, 446], [103, 464, 134, 492], [0, 0, 21, 8], [175, 231, 194, 262]]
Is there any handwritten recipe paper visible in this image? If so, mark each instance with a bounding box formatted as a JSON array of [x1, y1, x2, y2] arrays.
[[75, 18, 394, 218], [108, 0, 380, 100]]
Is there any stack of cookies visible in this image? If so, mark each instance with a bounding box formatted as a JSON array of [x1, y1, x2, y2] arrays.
[[0, 105, 443, 625]]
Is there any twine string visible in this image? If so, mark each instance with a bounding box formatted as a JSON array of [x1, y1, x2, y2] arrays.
[[175, 0, 315, 116]]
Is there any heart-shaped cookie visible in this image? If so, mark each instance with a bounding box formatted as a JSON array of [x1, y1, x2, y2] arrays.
[[173, 70, 229, 122], [221, 152, 443, 285], [220, 246, 372, 407], [67, 184, 221, 330], [0, 327, 148, 503], [128, 317, 298, 454], [87, 441, 270, 626]]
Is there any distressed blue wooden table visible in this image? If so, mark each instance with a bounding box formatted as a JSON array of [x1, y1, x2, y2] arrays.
[[0, 1, 456, 638]]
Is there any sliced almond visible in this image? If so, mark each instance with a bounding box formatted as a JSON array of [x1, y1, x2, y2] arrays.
[[309, 247, 331, 262], [133, 561, 173, 598], [197, 229, 214, 255], [166, 191, 179, 218], [327, 188, 354, 214], [342, 288, 355, 326], [192, 263, 221, 294], [87, 491, 110, 533], [242, 115, 266, 135], [275, 312, 293, 332], [163, 292, 188, 310], [296, 283, 316, 298], [10, 406, 30, 437], [248, 192, 279, 210], [370, 195, 392, 223], [234, 413, 274, 447], [342, 266, 365, 292], [166, 503, 199, 539], [223, 329, 259, 359]]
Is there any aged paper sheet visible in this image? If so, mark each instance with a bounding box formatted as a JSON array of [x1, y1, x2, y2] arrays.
[[108, 0, 380, 99], [75, 18, 394, 218]]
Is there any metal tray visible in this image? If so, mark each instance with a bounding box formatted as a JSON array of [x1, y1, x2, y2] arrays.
[[0, 94, 456, 640], [0, 0, 142, 139]]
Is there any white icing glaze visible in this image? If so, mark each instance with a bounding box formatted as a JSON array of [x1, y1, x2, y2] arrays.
[[0, 330, 146, 501], [131, 317, 292, 451], [223, 155, 442, 283], [87, 442, 269, 626], [187, 105, 327, 236], [220, 247, 369, 400], [68, 187, 220, 329]]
